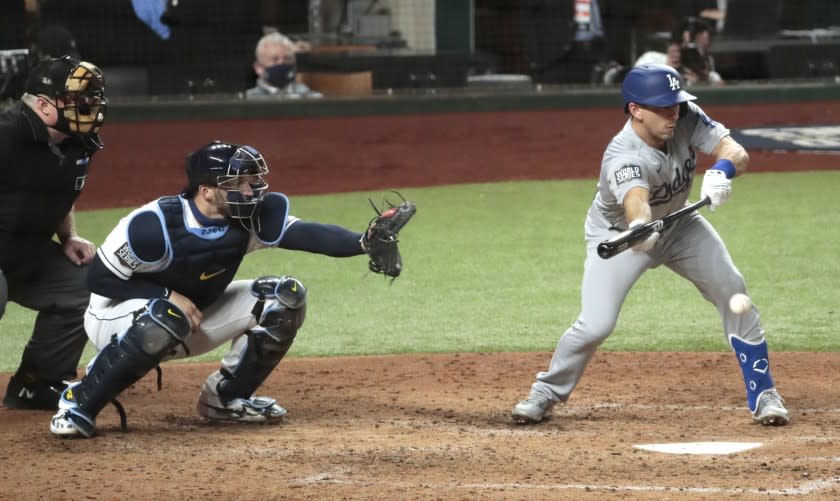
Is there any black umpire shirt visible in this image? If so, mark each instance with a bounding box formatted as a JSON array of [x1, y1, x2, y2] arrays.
[[0, 101, 99, 270]]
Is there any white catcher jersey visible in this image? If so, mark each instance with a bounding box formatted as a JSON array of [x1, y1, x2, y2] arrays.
[[587, 101, 729, 232], [97, 196, 299, 280]]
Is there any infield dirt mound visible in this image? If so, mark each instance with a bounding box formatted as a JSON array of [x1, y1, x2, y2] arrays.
[[2, 351, 838, 500]]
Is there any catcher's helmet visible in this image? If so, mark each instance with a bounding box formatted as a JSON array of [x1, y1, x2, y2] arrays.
[[184, 141, 269, 228], [25, 55, 107, 142], [622, 63, 696, 113]]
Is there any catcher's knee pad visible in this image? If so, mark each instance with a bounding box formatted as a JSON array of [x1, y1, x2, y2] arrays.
[[64, 299, 191, 419], [729, 334, 776, 413], [251, 275, 306, 306], [251, 275, 306, 340], [260, 300, 306, 345]]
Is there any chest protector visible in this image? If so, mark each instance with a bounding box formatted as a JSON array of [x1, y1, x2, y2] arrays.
[[140, 196, 250, 309]]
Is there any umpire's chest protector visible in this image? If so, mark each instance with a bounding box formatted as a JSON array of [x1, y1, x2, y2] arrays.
[[143, 197, 250, 309]]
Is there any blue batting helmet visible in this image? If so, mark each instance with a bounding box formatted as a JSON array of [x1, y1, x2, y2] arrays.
[[622, 64, 696, 111]]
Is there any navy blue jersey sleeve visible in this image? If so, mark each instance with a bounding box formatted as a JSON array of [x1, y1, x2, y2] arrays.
[[278, 221, 364, 257], [87, 254, 171, 300]]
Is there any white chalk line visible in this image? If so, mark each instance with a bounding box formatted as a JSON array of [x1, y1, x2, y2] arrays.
[[294, 475, 840, 496]]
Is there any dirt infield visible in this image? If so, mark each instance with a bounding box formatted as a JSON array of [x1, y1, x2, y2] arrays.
[[2, 102, 838, 499], [2, 353, 839, 500]]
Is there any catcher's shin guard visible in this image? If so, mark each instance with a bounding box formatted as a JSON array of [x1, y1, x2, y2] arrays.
[[216, 299, 306, 404], [729, 334, 777, 413], [54, 299, 190, 437]]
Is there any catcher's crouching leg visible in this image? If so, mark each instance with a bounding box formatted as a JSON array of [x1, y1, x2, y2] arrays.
[[198, 277, 306, 422], [50, 299, 190, 438]]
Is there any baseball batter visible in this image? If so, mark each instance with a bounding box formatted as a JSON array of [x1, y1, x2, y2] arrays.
[[49, 140, 412, 438], [512, 64, 789, 426]]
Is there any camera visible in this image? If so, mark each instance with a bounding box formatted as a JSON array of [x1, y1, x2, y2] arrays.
[[679, 43, 709, 75], [1, 49, 30, 101]]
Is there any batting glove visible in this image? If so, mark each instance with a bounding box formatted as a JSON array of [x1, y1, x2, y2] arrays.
[[629, 219, 659, 253], [700, 169, 732, 211]]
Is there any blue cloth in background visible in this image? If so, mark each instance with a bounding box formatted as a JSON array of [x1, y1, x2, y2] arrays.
[[131, 0, 171, 40]]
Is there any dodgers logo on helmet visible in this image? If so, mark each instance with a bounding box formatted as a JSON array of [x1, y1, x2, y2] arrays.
[[622, 64, 697, 109]]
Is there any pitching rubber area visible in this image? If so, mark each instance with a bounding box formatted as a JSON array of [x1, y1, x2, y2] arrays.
[[1, 352, 838, 500]]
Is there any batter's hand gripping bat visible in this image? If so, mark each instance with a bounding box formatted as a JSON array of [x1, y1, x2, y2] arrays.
[[597, 197, 711, 259]]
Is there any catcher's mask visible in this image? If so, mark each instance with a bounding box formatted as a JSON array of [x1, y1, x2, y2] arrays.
[[25, 56, 107, 141], [184, 141, 269, 231]]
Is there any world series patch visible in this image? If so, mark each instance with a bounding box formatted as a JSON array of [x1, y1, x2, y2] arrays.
[[114, 242, 140, 270], [615, 164, 642, 185]]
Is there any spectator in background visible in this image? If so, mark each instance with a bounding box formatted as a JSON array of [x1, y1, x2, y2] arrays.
[[634, 17, 723, 87], [32, 24, 80, 61], [245, 32, 322, 100], [680, 0, 727, 34], [675, 17, 724, 86], [634, 39, 681, 68]]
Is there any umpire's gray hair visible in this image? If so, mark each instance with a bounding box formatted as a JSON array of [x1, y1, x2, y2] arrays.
[[255, 32, 295, 60]]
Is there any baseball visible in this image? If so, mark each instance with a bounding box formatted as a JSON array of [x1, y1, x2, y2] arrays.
[[729, 293, 752, 315]]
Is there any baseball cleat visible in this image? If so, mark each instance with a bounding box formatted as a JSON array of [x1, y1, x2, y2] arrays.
[[50, 408, 96, 438], [752, 389, 789, 426], [50, 410, 82, 437], [511, 392, 555, 424], [49, 384, 96, 438], [197, 396, 287, 422], [197, 383, 287, 423]]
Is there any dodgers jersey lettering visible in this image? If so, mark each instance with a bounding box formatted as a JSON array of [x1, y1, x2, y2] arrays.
[[588, 101, 728, 231]]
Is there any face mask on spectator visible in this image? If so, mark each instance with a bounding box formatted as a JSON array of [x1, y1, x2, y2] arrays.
[[265, 63, 296, 88]]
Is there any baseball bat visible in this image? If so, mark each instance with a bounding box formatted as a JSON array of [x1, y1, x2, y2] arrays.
[[597, 197, 712, 259]]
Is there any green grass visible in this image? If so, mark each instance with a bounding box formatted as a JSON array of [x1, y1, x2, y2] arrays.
[[1, 171, 837, 372]]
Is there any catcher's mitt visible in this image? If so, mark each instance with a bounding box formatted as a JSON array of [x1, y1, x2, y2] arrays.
[[362, 192, 416, 279]]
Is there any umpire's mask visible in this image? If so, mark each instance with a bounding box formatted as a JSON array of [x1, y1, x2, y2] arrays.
[[26, 56, 107, 143]]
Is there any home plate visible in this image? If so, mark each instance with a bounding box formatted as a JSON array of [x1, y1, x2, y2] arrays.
[[633, 442, 763, 455]]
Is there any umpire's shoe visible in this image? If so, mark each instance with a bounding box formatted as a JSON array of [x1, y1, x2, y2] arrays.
[[752, 389, 790, 426], [512, 391, 556, 424], [3, 374, 66, 410]]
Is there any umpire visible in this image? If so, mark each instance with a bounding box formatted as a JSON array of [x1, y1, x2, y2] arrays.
[[0, 56, 107, 409]]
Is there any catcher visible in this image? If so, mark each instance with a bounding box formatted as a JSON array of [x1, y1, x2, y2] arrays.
[[50, 140, 415, 438]]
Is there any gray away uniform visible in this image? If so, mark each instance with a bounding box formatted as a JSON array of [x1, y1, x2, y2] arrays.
[[531, 101, 764, 403]]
